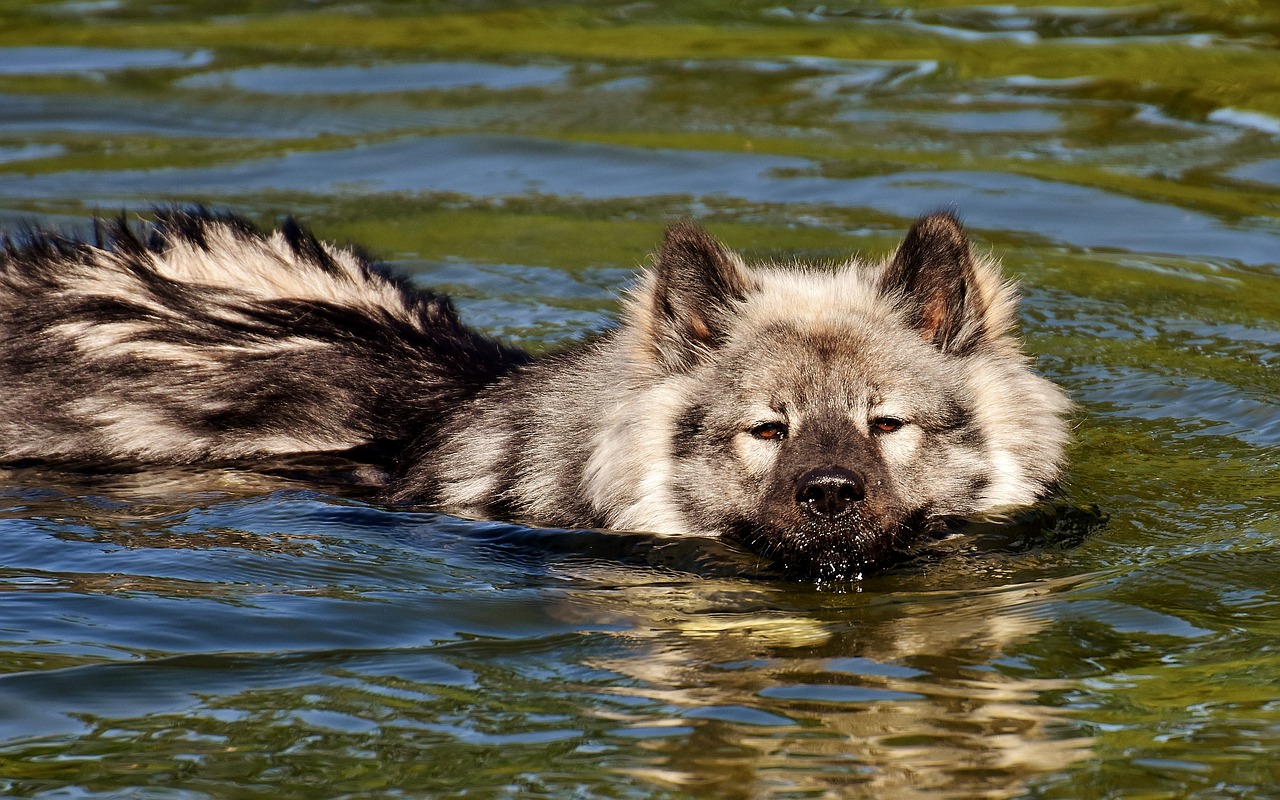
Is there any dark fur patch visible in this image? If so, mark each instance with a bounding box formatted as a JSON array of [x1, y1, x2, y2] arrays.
[[724, 512, 920, 581], [670, 403, 706, 460], [964, 475, 993, 504]]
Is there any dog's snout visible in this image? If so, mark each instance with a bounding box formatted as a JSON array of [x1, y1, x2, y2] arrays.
[[795, 467, 865, 517]]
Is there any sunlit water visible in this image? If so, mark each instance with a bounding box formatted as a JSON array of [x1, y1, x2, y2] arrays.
[[0, 2, 1278, 798]]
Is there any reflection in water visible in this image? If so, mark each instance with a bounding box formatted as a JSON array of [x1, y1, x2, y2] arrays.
[[0, 46, 211, 75], [840, 108, 1064, 134], [552, 571, 1094, 797], [178, 62, 570, 95]]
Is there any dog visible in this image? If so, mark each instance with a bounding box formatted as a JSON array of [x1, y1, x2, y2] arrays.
[[0, 209, 1070, 579]]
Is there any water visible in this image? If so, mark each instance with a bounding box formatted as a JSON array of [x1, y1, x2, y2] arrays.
[[0, 2, 1277, 797]]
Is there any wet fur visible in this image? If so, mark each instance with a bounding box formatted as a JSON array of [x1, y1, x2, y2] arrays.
[[0, 210, 1070, 579]]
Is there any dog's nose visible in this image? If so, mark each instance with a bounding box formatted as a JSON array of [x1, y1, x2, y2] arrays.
[[795, 467, 866, 517]]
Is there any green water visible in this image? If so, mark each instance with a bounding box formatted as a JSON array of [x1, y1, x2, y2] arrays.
[[1, 1, 1278, 797]]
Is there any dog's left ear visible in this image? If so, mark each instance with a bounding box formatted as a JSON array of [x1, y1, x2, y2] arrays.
[[882, 213, 1011, 354], [631, 222, 753, 371]]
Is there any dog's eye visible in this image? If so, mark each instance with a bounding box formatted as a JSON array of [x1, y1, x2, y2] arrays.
[[749, 422, 788, 441], [871, 417, 905, 433]]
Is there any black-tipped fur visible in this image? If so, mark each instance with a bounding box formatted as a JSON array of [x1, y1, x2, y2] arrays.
[[0, 209, 528, 467]]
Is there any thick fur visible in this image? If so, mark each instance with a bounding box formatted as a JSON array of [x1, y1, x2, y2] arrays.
[[0, 210, 1070, 579]]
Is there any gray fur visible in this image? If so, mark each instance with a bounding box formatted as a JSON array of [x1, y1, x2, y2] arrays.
[[0, 209, 1070, 579]]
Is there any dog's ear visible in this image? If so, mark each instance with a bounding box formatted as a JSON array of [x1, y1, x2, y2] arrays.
[[882, 212, 1013, 354], [630, 222, 753, 371]]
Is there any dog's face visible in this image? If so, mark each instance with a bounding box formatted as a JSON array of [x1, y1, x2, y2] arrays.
[[617, 215, 1070, 580], [672, 322, 986, 579]]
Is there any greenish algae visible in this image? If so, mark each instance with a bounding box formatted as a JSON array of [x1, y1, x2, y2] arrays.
[[2, 3, 1278, 228], [307, 202, 879, 272], [4, 4, 1280, 119]]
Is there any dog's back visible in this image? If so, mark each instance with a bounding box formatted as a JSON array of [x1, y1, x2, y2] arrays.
[[0, 210, 527, 466]]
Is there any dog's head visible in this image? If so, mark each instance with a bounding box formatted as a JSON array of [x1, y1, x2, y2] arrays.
[[596, 214, 1070, 581]]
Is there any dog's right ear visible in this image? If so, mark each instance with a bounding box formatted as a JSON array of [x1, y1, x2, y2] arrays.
[[627, 222, 753, 372]]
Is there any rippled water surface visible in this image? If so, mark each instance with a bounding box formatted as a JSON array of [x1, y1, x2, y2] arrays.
[[1, 2, 1278, 797]]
